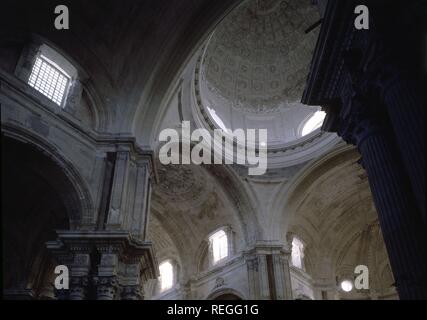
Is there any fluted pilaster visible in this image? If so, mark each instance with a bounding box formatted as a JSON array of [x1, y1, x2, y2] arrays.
[[360, 131, 427, 299], [381, 75, 426, 222], [338, 91, 427, 299]]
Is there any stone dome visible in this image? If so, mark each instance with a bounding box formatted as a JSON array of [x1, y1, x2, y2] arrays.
[[199, 0, 324, 145]]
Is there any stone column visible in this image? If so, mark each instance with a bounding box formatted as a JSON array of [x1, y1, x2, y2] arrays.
[[380, 72, 425, 223], [68, 254, 91, 300], [271, 253, 293, 300], [69, 276, 89, 300], [246, 254, 267, 300], [94, 253, 119, 300], [300, 0, 427, 298], [338, 92, 427, 299], [127, 158, 152, 239], [47, 241, 91, 300], [245, 243, 293, 300], [364, 1, 426, 223], [106, 151, 130, 229], [120, 261, 143, 300], [121, 285, 143, 300], [47, 231, 158, 300], [101, 147, 154, 240], [360, 41, 426, 224], [93, 276, 118, 300]]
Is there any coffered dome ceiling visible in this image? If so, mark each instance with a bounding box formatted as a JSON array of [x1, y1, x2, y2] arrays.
[[203, 0, 319, 113], [198, 0, 324, 145]]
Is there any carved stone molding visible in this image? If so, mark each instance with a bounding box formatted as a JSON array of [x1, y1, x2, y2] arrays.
[[121, 285, 143, 300], [46, 231, 158, 300], [69, 276, 89, 300], [93, 276, 118, 300]]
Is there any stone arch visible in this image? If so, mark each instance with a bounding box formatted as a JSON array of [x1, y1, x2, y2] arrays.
[[203, 164, 262, 245], [1, 128, 95, 298], [274, 144, 395, 298], [195, 239, 210, 274], [206, 287, 245, 300], [270, 144, 358, 242], [150, 162, 257, 280], [1, 124, 94, 226], [153, 143, 261, 247], [132, 1, 244, 147]]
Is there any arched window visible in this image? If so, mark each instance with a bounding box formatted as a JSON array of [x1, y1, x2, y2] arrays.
[[27, 44, 77, 107], [209, 229, 229, 264], [291, 237, 305, 269], [301, 110, 326, 136], [159, 260, 174, 291]]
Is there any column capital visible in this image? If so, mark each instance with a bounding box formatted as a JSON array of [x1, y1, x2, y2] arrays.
[[68, 275, 89, 300], [338, 96, 385, 146], [93, 276, 118, 300], [46, 230, 158, 300], [121, 285, 143, 300]]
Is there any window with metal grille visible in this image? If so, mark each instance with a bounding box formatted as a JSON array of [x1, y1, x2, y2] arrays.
[[28, 55, 70, 106]]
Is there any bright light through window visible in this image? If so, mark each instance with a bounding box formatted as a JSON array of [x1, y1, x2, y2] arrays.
[[301, 111, 326, 136], [291, 237, 304, 269], [28, 55, 70, 106], [159, 261, 173, 291], [210, 230, 228, 264], [207, 107, 229, 133], [340, 280, 353, 292]]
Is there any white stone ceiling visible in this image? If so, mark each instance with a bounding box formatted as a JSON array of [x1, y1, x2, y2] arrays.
[[287, 151, 395, 297], [149, 163, 248, 271]]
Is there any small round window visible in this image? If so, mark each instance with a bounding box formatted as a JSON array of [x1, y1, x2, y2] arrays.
[[340, 280, 353, 292]]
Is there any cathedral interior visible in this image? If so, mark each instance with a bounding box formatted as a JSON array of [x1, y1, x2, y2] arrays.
[[1, 0, 426, 300]]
